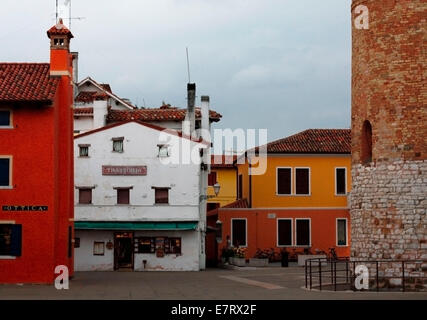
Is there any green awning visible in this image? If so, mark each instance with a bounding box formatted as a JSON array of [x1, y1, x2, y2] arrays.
[[74, 221, 198, 231]]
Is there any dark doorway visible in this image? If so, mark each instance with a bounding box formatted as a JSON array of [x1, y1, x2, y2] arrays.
[[114, 232, 134, 270]]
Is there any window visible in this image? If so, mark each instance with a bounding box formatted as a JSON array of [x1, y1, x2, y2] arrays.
[[337, 219, 348, 246], [79, 144, 90, 157], [296, 219, 311, 246], [74, 237, 80, 248], [277, 168, 291, 195], [361, 120, 373, 164], [117, 188, 130, 204], [277, 219, 292, 246], [0, 224, 22, 256], [112, 137, 124, 153], [295, 168, 310, 195], [158, 144, 169, 157], [79, 189, 92, 204], [93, 242, 105, 255], [238, 174, 243, 199], [231, 219, 247, 247], [134, 237, 181, 254], [0, 110, 11, 127], [335, 168, 347, 195], [208, 171, 217, 186], [0, 158, 11, 187], [154, 188, 169, 204]]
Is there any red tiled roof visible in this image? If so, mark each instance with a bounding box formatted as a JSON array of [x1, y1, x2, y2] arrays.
[[259, 129, 351, 154], [106, 107, 222, 123], [0, 63, 59, 103], [74, 107, 93, 115], [100, 84, 112, 93], [211, 155, 237, 168], [75, 91, 97, 103], [47, 20, 73, 38], [222, 199, 249, 209]]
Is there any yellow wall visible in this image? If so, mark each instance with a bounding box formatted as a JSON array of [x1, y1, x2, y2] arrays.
[[207, 167, 237, 207], [238, 155, 351, 208]]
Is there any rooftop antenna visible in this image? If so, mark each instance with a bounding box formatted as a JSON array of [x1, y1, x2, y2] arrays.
[[55, 0, 85, 30], [186, 47, 191, 83]]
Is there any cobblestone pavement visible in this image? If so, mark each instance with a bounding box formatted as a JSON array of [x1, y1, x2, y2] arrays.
[[1, 267, 426, 300]]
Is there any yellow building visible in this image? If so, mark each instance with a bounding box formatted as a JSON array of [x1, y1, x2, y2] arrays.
[[207, 155, 238, 210], [236, 129, 352, 208]]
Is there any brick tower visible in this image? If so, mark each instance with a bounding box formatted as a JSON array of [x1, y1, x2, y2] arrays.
[[351, 0, 426, 278]]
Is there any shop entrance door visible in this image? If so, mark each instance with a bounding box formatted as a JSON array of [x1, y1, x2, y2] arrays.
[[114, 232, 134, 270]]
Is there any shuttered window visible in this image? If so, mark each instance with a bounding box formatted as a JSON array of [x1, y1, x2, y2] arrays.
[[0, 158, 10, 187], [232, 219, 247, 247], [296, 219, 310, 246], [0, 224, 22, 256], [295, 168, 310, 195], [336, 168, 346, 195], [277, 168, 291, 195], [117, 188, 130, 204], [154, 188, 169, 204], [208, 172, 217, 186], [79, 189, 92, 204], [277, 219, 292, 246]]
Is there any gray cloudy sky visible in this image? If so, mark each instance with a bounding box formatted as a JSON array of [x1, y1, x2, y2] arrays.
[[1, 0, 352, 143]]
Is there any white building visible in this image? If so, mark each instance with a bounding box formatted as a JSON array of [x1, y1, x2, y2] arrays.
[[73, 84, 217, 271]]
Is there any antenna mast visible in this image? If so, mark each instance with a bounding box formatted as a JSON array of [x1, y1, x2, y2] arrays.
[[186, 47, 191, 83]]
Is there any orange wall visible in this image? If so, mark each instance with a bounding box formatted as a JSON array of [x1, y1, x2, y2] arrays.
[[218, 208, 351, 259], [238, 155, 351, 208], [207, 167, 237, 207]]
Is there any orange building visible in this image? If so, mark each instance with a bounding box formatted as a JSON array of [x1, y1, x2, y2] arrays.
[[212, 129, 352, 262], [0, 20, 75, 283]]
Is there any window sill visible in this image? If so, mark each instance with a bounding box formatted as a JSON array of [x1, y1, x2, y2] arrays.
[[154, 203, 170, 206], [0, 256, 17, 260], [276, 194, 311, 197], [0, 126, 13, 129], [0, 186, 13, 190]]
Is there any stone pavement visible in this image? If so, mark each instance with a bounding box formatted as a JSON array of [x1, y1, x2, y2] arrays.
[[0, 267, 426, 300]]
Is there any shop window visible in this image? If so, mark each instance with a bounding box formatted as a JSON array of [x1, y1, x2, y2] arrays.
[[296, 219, 311, 246], [231, 219, 247, 247], [277, 168, 291, 195], [295, 168, 310, 195], [335, 168, 347, 195], [0, 110, 11, 127], [79, 189, 92, 204], [337, 219, 348, 246], [136, 237, 155, 253], [168, 238, 181, 254], [93, 241, 105, 256], [79, 144, 90, 157], [112, 137, 124, 153], [277, 219, 292, 246], [117, 188, 130, 204], [208, 171, 217, 186], [0, 158, 11, 187], [0, 224, 22, 256], [154, 188, 169, 204]]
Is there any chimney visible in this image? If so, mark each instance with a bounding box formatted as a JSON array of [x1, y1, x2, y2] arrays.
[[93, 93, 108, 129], [47, 18, 74, 77], [200, 96, 210, 142], [187, 83, 196, 137]]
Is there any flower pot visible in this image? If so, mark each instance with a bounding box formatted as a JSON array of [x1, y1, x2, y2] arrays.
[[232, 257, 246, 267], [249, 258, 269, 267]]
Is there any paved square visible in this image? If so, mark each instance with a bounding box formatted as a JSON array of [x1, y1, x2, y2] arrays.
[[1, 267, 426, 300]]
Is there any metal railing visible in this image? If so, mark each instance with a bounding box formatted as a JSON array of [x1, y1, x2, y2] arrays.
[[305, 258, 427, 292]]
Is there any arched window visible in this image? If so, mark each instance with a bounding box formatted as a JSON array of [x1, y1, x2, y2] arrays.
[[361, 120, 372, 164]]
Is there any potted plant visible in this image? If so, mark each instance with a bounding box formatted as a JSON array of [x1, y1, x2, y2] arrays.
[[249, 248, 269, 267], [231, 247, 247, 266], [221, 247, 234, 264]]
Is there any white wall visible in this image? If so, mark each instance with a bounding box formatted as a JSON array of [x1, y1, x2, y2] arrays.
[[74, 121, 205, 222], [74, 230, 114, 271], [74, 116, 94, 133], [133, 230, 200, 271]]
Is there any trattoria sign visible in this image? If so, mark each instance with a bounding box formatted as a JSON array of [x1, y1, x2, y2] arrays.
[[102, 165, 147, 176], [2, 205, 48, 212]]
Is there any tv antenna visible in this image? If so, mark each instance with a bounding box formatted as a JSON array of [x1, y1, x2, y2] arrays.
[[56, 0, 85, 30]]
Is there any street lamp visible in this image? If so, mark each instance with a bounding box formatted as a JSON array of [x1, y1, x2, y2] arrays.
[[212, 183, 221, 197], [199, 183, 221, 201]]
